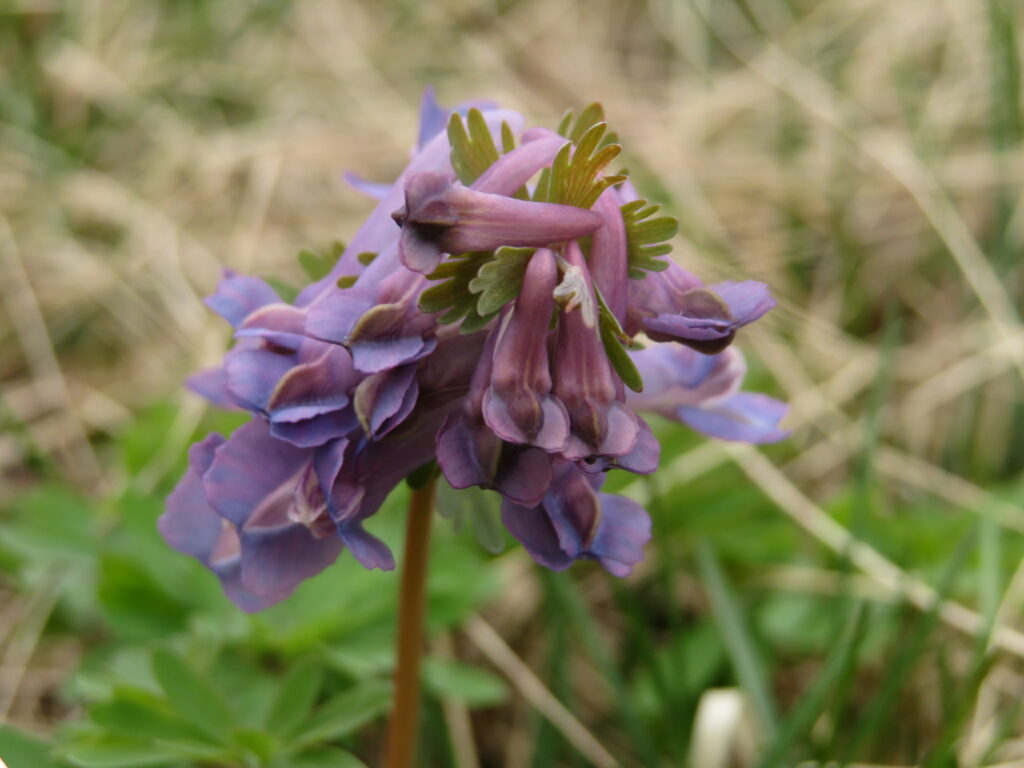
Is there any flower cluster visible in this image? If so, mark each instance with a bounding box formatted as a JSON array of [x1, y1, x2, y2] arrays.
[[161, 91, 788, 611]]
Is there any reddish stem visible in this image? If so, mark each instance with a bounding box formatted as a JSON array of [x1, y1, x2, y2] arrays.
[[384, 478, 436, 768]]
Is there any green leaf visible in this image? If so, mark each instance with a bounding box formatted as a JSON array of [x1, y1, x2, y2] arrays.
[[286, 747, 368, 768], [229, 728, 278, 763], [600, 324, 643, 393], [418, 252, 492, 323], [336, 275, 357, 289], [448, 109, 500, 186], [0, 724, 64, 768], [468, 246, 533, 316], [423, 660, 508, 706], [97, 555, 190, 639], [89, 688, 222, 750], [356, 251, 377, 266], [568, 102, 605, 143], [265, 660, 322, 738], [151, 649, 236, 740], [0, 486, 97, 561], [500, 121, 516, 153], [293, 679, 392, 747], [297, 249, 332, 281], [59, 735, 180, 768], [594, 286, 643, 392], [436, 481, 506, 554], [457, 307, 500, 334], [264, 276, 299, 304], [328, 633, 394, 678], [555, 109, 574, 137], [694, 538, 778, 738]]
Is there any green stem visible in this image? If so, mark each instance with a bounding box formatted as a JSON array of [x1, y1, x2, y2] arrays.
[[384, 478, 436, 768]]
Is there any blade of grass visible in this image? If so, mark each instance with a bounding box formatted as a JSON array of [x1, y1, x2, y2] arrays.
[[755, 602, 867, 768], [544, 570, 658, 767], [694, 536, 778, 739], [840, 529, 977, 760]]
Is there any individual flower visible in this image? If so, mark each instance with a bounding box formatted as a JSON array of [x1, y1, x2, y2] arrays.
[[501, 461, 651, 577], [393, 171, 602, 273], [480, 248, 570, 451]]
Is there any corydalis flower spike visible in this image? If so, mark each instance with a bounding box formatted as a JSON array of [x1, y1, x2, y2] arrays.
[[482, 249, 570, 452], [393, 172, 603, 273], [166, 91, 787, 612]]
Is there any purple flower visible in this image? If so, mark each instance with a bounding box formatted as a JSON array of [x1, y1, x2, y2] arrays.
[[628, 345, 790, 444], [393, 171, 602, 273], [165, 91, 789, 610], [552, 242, 639, 461], [627, 261, 776, 353], [481, 248, 570, 451], [502, 462, 651, 577], [436, 323, 555, 507]]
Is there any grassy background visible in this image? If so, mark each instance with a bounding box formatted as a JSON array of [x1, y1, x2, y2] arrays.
[[1, 0, 1023, 766]]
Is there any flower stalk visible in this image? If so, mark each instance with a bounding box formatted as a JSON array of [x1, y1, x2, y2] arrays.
[[384, 477, 437, 768]]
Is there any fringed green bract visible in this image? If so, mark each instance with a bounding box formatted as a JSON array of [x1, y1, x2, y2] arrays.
[[593, 284, 643, 392], [535, 123, 626, 210], [468, 247, 535, 317], [621, 199, 678, 279], [448, 109, 501, 186]]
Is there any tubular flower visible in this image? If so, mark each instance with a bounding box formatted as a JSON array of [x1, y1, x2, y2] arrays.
[[162, 91, 789, 610]]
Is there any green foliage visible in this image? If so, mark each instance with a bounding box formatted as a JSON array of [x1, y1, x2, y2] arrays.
[[448, 108, 501, 186], [423, 659, 508, 706], [263, 277, 300, 304], [418, 251, 497, 329], [435, 481, 506, 554], [0, 725, 68, 768], [620, 198, 678, 278], [594, 285, 643, 392], [467, 246, 534, 317], [533, 122, 626, 209], [297, 242, 343, 282], [557, 102, 618, 147]]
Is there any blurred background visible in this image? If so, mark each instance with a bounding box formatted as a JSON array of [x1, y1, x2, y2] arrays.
[[1, 0, 1023, 766]]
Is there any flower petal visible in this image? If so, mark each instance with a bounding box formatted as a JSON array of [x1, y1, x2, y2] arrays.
[[678, 392, 790, 444], [353, 364, 419, 438], [394, 172, 603, 273], [269, 409, 359, 448], [501, 500, 573, 571], [224, 347, 294, 414], [267, 345, 358, 424], [471, 135, 566, 196], [205, 271, 280, 327], [343, 171, 391, 200], [186, 367, 238, 410], [202, 421, 310, 529], [237, 523, 342, 600], [627, 345, 745, 415]]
